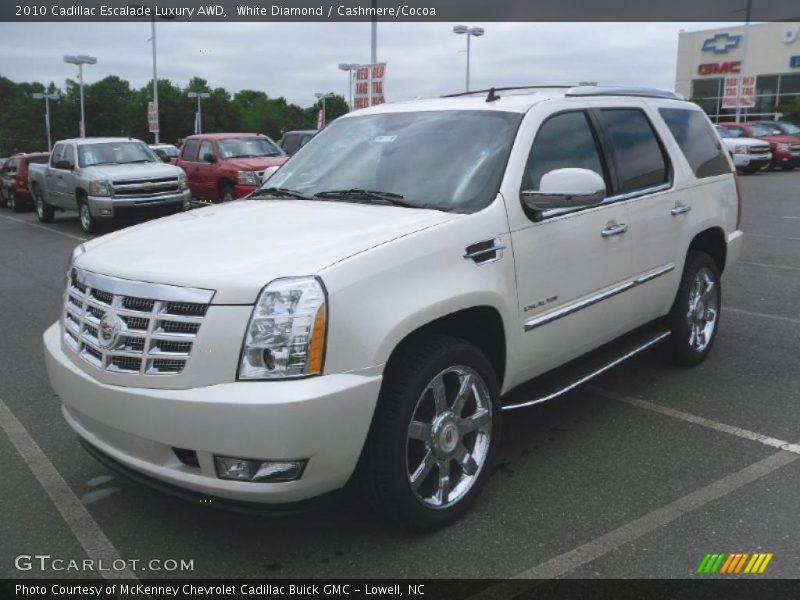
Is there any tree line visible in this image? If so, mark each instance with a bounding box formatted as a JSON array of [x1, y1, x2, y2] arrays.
[[0, 74, 349, 155]]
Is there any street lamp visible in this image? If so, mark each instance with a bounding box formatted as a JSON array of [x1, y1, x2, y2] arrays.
[[315, 92, 335, 128], [452, 25, 484, 92], [338, 63, 359, 110], [63, 54, 97, 137], [32, 92, 60, 152], [187, 91, 210, 134]]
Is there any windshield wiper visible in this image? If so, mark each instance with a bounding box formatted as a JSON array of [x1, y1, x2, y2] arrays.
[[313, 188, 419, 209], [249, 187, 312, 200], [88, 161, 119, 166]]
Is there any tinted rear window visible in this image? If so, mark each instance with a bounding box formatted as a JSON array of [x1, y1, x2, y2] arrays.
[[659, 109, 731, 178], [596, 109, 669, 194]]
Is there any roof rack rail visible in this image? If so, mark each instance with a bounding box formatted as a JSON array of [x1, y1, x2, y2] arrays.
[[442, 85, 573, 98], [565, 86, 684, 100]]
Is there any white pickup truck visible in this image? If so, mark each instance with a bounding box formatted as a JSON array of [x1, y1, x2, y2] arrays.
[[715, 125, 772, 174], [29, 137, 190, 234], [44, 86, 743, 529]]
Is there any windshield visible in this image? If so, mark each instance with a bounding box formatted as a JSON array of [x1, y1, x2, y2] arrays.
[[218, 137, 282, 159], [715, 126, 739, 138], [78, 142, 157, 167], [155, 146, 179, 156], [749, 123, 781, 136], [263, 110, 522, 213], [776, 122, 800, 135]]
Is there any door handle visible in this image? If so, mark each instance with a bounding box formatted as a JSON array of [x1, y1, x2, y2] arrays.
[[601, 222, 628, 238], [671, 203, 691, 216]]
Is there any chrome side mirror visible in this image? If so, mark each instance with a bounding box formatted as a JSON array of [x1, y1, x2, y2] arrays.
[[521, 168, 606, 211]]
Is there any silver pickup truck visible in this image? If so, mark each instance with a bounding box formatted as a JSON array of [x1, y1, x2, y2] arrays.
[[29, 137, 190, 234]]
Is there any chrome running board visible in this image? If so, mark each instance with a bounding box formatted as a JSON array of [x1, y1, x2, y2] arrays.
[[502, 329, 671, 412]]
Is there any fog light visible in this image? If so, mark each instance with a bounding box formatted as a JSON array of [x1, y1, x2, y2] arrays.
[[99, 208, 112, 216], [214, 456, 306, 482]]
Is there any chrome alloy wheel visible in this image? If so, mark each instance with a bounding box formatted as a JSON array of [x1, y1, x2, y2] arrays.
[[80, 203, 92, 232], [686, 266, 719, 352], [405, 365, 492, 509]]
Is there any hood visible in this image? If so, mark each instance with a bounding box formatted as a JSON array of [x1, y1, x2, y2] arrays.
[[721, 136, 770, 148], [221, 156, 288, 171], [759, 134, 800, 144], [81, 161, 183, 181], [79, 200, 460, 304]]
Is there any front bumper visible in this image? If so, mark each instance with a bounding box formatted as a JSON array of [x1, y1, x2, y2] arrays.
[[732, 154, 771, 170], [88, 189, 191, 218], [43, 323, 382, 504], [773, 151, 800, 166], [233, 184, 258, 199]]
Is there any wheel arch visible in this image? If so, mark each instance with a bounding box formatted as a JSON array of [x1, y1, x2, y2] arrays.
[[383, 305, 508, 390], [688, 227, 727, 275]]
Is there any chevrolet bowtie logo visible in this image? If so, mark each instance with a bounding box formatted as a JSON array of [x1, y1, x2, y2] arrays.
[[702, 33, 742, 55], [143, 181, 155, 190]]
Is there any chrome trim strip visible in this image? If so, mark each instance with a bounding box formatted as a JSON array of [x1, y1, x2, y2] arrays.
[[538, 182, 672, 220], [503, 330, 671, 411], [524, 263, 675, 331], [72, 268, 215, 304]]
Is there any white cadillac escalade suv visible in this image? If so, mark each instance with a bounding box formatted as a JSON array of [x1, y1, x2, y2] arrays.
[[44, 86, 743, 529]]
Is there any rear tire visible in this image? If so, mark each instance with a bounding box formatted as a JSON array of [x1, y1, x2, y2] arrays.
[[9, 191, 22, 213], [34, 187, 54, 223], [357, 334, 501, 530], [665, 251, 721, 366]]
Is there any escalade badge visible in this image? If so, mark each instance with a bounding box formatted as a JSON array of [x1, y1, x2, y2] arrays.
[[98, 313, 122, 349]]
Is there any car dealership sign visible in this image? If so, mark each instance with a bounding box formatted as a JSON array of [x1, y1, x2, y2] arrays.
[[698, 61, 741, 76], [354, 63, 386, 109]]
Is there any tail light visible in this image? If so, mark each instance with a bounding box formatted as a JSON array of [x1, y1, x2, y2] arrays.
[[733, 173, 743, 230]]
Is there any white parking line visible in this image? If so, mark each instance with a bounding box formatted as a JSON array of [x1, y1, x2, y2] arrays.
[[726, 306, 800, 325], [782, 216, 800, 220], [0, 214, 88, 242], [0, 398, 136, 580], [738, 261, 800, 273], [745, 232, 800, 242], [592, 388, 800, 455]]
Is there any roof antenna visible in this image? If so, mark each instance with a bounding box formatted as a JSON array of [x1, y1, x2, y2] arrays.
[[486, 87, 500, 103]]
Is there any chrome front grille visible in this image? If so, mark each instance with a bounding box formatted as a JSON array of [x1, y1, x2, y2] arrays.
[[750, 145, 770, 155], [63, 268, 214, 376], [111, 177, 181, 199], [791, 144, 800, 153]]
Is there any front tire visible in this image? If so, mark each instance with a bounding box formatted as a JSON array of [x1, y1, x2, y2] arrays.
[[78, 199, 101, 234], [34, 188, 54, 223], [219, 184, 235, 203], [358, 335, 501, 530], [665, 251, 721, 366]]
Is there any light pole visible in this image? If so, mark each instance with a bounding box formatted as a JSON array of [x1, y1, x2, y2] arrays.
[[187, 91, 210, 134], [338, 63, 359, 110], [452, 25, 484, 92], [314, 92, 334, 128], [148, 14, 159, 142], [32, 92, 60, 152], [63, 54, 97, 137]]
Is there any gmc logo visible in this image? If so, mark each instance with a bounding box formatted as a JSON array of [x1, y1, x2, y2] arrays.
[[698, 61, 741, 76]]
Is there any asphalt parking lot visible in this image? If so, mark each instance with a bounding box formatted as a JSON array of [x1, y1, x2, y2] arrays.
[[1, 171, 798, 583]]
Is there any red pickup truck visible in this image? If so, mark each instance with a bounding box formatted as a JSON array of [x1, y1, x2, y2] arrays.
[[176, 133, 288, 202], [724, 122, 800, 171], [0, 152, 50, 212]]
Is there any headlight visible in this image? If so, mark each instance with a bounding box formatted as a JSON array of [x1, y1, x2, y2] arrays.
[[733, 145, 748, 154], [66, 244, 85, 286], [777, 143, 790, 152], [238, 277, 327, 380], [88, 180, 111, 197], [178, 171, 188, 190], [237, 170, 259, 186]]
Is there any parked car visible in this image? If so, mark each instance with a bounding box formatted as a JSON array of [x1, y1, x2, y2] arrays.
[[278, 130, 317, 156], [0, 152, 50, 212], [44, 86, 742, 529], [714, 125, 772, 174], [724, 121, 800, 170], [29, 137, 190, 234], [175, 133, 288, 203], [149, 143, 180, 164]]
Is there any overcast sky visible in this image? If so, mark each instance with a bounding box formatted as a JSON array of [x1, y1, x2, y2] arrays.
[[0, 22, 733, 106]]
